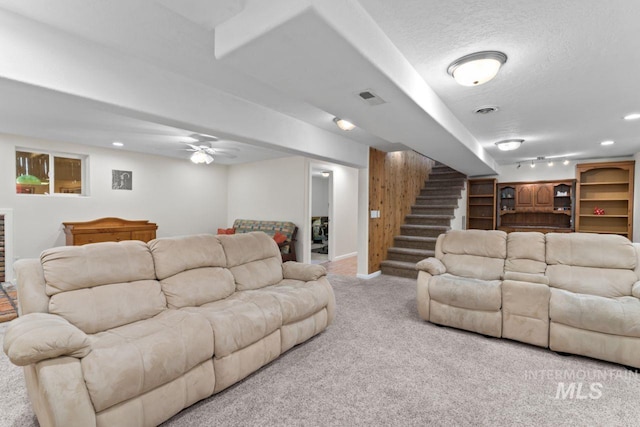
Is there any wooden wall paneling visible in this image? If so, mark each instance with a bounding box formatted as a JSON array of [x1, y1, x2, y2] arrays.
[[368, 148, 434, 274]]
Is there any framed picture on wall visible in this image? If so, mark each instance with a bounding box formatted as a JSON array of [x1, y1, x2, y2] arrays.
[[112, 170, 132, 190]]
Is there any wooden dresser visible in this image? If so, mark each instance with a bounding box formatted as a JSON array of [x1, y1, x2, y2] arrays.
[[63, 217, 158, 246]]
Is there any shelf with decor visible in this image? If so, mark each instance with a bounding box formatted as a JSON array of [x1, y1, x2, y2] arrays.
[[467, 178, 497, 230], [575, 161, 634, 239], [497, 180, 575, 233]]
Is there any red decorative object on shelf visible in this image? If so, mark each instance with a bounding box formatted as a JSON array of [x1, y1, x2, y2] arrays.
[[593, 206, 605, 215]]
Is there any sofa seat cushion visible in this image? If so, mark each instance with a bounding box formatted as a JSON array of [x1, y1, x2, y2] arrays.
[[82, 310, 213, 413], [429, 274, 501, 311], [550, 288, 640, 338], [256, 279, 333, 325], [182, 291, 282, 358]]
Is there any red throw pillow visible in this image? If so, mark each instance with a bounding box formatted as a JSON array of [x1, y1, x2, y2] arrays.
[[217, 228, 236, 235], [273, 232, 287, 244]]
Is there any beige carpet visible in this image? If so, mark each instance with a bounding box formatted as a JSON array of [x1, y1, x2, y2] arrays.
[[2, 274, 640, 426]]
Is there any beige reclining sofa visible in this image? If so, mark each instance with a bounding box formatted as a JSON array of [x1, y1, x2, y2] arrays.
[[417, 229, 640, 368], [3, 231, 335, 427]]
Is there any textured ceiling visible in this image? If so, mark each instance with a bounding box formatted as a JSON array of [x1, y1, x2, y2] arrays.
[[0, 0, 638, 173]]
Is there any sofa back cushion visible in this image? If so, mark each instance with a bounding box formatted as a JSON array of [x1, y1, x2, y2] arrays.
[[218, 231, 284, 290], [41, 241, 166, 334], [505, 232, 546, 274], [233, 219, 297, 254], [149, 234, 235, 308], [546, 233, 638, 297], [438, 230, 507, 280]]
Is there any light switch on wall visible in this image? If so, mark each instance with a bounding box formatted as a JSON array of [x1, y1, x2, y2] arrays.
[[370, 210, 380, 218]]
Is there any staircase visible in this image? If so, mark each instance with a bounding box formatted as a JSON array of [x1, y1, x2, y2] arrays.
[[380, 163, 466, 279]]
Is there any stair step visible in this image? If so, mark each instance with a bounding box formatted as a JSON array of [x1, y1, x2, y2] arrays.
[[411, 205, 456, 216], [400, 224, 450, 238], [420, 186, 465, 196], [429, 171, 467, 179], [415, 196, 461, 206], [380, 260, 419, 279], [387, 247, 435, 263], [424, 178, 466, 188], [394, 235, 438, 250], [404, 214, 453, 226]]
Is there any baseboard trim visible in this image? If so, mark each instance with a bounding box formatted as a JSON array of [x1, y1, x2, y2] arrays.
[[332, 252, 357, 262], [356, 270, 381, 280]]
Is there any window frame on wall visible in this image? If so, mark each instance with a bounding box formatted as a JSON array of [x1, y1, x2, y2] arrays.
[[15, 147, 89, 196]]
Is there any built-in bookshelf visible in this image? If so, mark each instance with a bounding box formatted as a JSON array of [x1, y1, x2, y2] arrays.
[[467, 178, 497, 230], [575, 161, 635, 239]]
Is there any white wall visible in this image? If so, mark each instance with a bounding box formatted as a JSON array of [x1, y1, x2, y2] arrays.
[[0, 134, 228, 262], [227, 156, 307, 259], [311, 176, 329, 217], [328, 164, 359, 260]]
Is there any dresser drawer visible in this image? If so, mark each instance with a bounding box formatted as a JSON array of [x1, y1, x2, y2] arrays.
[[74, 231, 131, 245]]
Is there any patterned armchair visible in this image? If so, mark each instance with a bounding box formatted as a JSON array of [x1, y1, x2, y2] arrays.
[[232, 219, 298, 262]]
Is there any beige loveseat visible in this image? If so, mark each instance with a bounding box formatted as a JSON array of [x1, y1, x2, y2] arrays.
[[417, 230, 640, 368], [3, 231, 335, 427]]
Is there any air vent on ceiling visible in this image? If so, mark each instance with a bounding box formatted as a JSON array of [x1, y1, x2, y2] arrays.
[[474, 106, 499, 114], [357, 90, 386, 106]]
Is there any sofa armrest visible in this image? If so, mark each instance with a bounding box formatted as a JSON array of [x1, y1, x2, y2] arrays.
[[3, 313, 91, 366], [415, 257, 446, 276], [503, 271, 550, 285], [283, 261, 327, 281], [632, 281, 640, 299]]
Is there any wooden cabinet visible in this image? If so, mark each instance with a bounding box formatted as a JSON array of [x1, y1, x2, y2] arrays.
[[498, 180, 575, 232], [534, 184, 554, 210], [467, 178, 497, 230], [63, 217, 158, 246], [575, 161, 634, 239], [516, 185, 534, 209], [515, 183, 553, 211]]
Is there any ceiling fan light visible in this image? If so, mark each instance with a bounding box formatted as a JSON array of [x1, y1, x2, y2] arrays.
[[333, 117, 356, 131], [190, 151, 214, 164], [495, 139, 523, 151], [448, 51, 507, 86]]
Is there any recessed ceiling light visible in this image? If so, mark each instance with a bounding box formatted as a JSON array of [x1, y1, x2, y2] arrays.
[[495, 139, 524, 151], [333, 117, 356, 131], [624, 113, 640, 121], [600, 140, 615, 146], [447, 51, 507, 86], [112, 141, 124, 147]]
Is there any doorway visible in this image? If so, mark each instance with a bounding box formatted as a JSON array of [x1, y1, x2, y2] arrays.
[[311, 170, 331, 264]]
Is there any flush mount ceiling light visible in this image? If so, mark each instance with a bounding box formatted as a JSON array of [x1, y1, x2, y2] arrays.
[[333, 117, 356, 131], [495, 139, 524, 151], [190, 150, 214, 164], [600, 140, 615, 146], [624, 113, 640, 121], [447, 51, 507, 86]]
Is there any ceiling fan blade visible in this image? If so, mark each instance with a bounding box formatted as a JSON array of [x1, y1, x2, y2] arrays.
[[189, 133, 218, 143]]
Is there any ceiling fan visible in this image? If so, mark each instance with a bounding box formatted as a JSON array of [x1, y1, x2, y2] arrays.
[[182, 134, 239, 164]]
